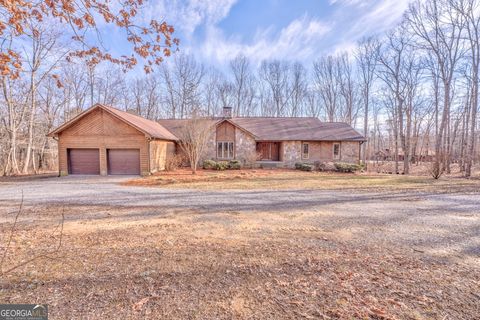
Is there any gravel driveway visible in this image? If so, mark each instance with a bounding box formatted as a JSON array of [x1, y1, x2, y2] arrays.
[[1, 175, 479, 319], [1, 175, 479, 262]]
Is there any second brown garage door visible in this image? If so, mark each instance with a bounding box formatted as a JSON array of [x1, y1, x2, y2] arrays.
[[107, 149, 140, 175]]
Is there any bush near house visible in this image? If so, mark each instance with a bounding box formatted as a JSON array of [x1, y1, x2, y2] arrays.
[[203, 160, 217, 170], [228, 160, 242, 170], [334, 162, 362, 173], [295, 163, 314, 172], [203, 160, 242, 170], [215, 161, 229, 171], [165, 154, 184, 171]]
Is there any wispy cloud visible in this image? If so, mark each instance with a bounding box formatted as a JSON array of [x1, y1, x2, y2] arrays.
[[198, 15, 331, 65], [148, 0, 238, 37], [144, 0, 411, 67]]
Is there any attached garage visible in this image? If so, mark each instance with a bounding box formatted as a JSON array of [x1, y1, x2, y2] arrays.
[[68, 149, 100, 174], [107, 149, 140, 175], [48, 104, 178, 176]]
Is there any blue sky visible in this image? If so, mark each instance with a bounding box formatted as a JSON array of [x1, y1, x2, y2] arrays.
[[106, 0, 412, 69]]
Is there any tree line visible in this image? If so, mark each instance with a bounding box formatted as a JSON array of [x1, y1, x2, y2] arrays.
[[1, 0, 479, 177]]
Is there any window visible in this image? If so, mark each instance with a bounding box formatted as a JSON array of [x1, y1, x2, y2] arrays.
[[302, 143, 309, 159], [333, 143, 340, 160], [217, 141, 234, 159]]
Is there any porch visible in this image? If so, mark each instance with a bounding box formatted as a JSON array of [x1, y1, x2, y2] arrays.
[[256, 141, 282, 161], [256, 160, 285, 169]]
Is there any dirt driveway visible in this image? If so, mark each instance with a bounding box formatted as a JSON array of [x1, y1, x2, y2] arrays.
[[0, 175, 479, 319]]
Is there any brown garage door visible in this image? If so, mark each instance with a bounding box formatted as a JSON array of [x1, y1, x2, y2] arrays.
[[107, 149, 140, 175], [68, 149, 100, 175]]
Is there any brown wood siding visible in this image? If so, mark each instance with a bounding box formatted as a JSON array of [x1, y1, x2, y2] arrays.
[[57, 108, 150, 175], [216, 121, 235, 141], [107, 149, 140, 175], [149, 140, 175, 172], [68, 149, 100, 174], [257, 142, 280, 161]]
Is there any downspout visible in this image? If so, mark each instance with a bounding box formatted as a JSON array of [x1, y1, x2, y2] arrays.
[[146, 136, 152, 176], [359, 141, 364, 165]]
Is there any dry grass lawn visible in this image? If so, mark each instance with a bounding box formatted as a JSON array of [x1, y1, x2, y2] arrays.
[[124, 168, 480, 193]]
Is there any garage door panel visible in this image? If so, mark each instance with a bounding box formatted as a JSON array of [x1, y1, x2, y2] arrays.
[[108, 149, 140, 175], [68, 149, 100, 175]]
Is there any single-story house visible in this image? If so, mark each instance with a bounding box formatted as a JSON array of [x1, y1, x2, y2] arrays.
[[48, 104, 365, 175]]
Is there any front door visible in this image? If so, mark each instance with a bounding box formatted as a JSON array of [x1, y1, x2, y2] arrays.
[[257, 142, 280, 161]]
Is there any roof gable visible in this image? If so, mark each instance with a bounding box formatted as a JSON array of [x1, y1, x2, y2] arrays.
[[48, 104, 178, 141]]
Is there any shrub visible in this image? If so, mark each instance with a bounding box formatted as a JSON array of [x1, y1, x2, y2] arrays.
[[165, 154, 184, 171], [214, 161, 229, 171], [228, 160, 242, 170], [295, 162, 314, 171], [203, 159, 217, 170], [334, 162, 361, 173], [314, 161, 326, 171], [429, 161, 444, 179]]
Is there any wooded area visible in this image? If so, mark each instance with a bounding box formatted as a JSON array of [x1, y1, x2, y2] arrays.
[[0, 0, 479, 177]]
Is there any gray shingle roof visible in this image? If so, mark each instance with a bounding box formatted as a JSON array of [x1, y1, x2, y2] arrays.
[[229, 117, 366, 141], [158, 117, 365, 142], [157, 119, 220, 138]]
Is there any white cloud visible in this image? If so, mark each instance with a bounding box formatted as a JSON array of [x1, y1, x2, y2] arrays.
[[329, 0, 367, 6], [196, 15, 332, 65], [148, 0, 238, 37], [146, 0, 411, 68], [345, 0, 411, 37]]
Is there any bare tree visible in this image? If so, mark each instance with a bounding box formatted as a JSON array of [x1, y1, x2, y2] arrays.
[[177, 110, 214, 174], [259, 60, 291, 117], [337, 53, 359, 125], [230, 55, 255, 116], [376, 27, 411, 174], [162, 54, 205, 119], [287, 62, 308, 117], [313, 55, 341, 121], [22, 23, 66, 173], [406, 0, 465, 177], [355, 36, 379, 165], [452, 0, 479, 177]]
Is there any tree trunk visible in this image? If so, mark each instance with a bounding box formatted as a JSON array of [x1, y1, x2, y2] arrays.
[[465, 67, 478, 177], [22, 70, 37, 174]]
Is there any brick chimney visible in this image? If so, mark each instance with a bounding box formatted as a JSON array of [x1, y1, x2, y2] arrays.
[[223, 106, 232, 118]]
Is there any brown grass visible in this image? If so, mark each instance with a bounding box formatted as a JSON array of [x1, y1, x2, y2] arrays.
[[1, 203, 478, 319], [123, 168, 480, 193]]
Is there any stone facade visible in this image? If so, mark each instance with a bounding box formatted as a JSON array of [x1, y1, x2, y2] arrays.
[[280, 140, 361, 167], [340, 141, 361, 163], [281, 141, 302, 167], [235, 128, 257, 164], [199, 120, 361, 168]]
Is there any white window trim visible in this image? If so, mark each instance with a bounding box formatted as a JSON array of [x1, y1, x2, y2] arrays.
[[333, 143, 341, 160], [217, 141, 234, 159], [302, 142, 309, 160]]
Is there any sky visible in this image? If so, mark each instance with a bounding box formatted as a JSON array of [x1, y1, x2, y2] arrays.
[[137, 0, 412, 67], [97, 0, 412, 72]]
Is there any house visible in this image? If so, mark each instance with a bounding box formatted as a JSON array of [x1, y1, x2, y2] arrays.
[[48, 104, 365, 175], [47, 104, 177, 175]]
